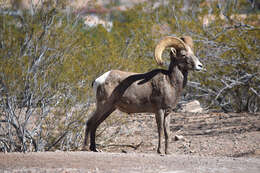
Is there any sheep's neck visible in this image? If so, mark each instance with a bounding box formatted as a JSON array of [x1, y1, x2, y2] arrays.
[[168, 61, 188, 91]]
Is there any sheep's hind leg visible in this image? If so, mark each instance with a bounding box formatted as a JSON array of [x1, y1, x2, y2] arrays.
[[83, 110, 99, 151], [89, 107, 116, 152], [83, 124, 90, 150], [155, 110, 164, 154]]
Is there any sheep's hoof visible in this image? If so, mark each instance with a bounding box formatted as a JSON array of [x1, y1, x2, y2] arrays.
[[157, 148, 163, 155], [90, 146, 102, 152]]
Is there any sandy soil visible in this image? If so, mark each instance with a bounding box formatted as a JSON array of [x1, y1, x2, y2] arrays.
[[0, 112, 260, 172], [1, 151, 260, 173]]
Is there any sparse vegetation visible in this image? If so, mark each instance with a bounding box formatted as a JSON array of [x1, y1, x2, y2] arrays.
[[0, 0, 259, 152]]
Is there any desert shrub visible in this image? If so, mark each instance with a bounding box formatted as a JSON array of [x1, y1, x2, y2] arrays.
[[0, 1, 90, 152]]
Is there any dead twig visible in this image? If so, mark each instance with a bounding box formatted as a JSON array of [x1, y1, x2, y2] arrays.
[[98, 141, 143, 150]]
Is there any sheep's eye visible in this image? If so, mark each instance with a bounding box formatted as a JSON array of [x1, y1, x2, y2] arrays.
[[180, 50, 186, 56], [181, 54, 188, 60]]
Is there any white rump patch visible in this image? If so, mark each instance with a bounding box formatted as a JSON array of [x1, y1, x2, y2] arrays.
[[93, 71, 111, 96]]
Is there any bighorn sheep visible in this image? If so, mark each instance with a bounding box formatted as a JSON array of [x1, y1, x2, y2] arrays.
[[84, 36, 205, 154]]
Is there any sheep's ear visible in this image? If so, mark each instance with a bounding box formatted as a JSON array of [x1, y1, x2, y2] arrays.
[[180, 36, 193, 50], [170, 48, 176, 57]]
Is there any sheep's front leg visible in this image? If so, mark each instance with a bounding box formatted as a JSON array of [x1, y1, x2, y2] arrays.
[[164, 111, 171, 155], [155, 110, 164, 154]]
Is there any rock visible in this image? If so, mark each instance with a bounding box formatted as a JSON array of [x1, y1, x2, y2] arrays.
[[180, 100, 204, 113]]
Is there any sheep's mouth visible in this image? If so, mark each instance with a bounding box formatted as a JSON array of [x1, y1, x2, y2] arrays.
[[195, 68, 207, 72], [193, 64, 206, 72]]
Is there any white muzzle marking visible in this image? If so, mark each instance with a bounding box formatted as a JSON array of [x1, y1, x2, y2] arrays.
[[194, 58, 204, 71], [187, 46, 205, 71]]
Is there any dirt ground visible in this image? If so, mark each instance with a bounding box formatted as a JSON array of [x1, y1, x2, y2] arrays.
[[1, 112, 260, 172]]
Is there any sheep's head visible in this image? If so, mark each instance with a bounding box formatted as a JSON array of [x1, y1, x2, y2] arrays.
[[155, 36, 205, 72]]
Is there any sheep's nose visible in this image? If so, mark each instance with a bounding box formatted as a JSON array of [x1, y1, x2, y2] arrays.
[[195, 61, 206, 72], [197, 64, 206, 72]]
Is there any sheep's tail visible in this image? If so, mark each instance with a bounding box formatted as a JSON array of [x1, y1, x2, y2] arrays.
[[91, 80, 95, 87]]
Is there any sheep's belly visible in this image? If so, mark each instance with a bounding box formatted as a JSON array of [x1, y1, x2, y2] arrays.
[[116, 97, 157, 113]]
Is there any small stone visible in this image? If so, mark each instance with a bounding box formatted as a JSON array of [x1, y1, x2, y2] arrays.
[[174, 135, 185, 141], [121, 149, 127, 153]]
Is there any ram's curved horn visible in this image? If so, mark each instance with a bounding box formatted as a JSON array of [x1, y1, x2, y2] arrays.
[[154, 36, 187, 66], [181, 36, 193, 50]]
